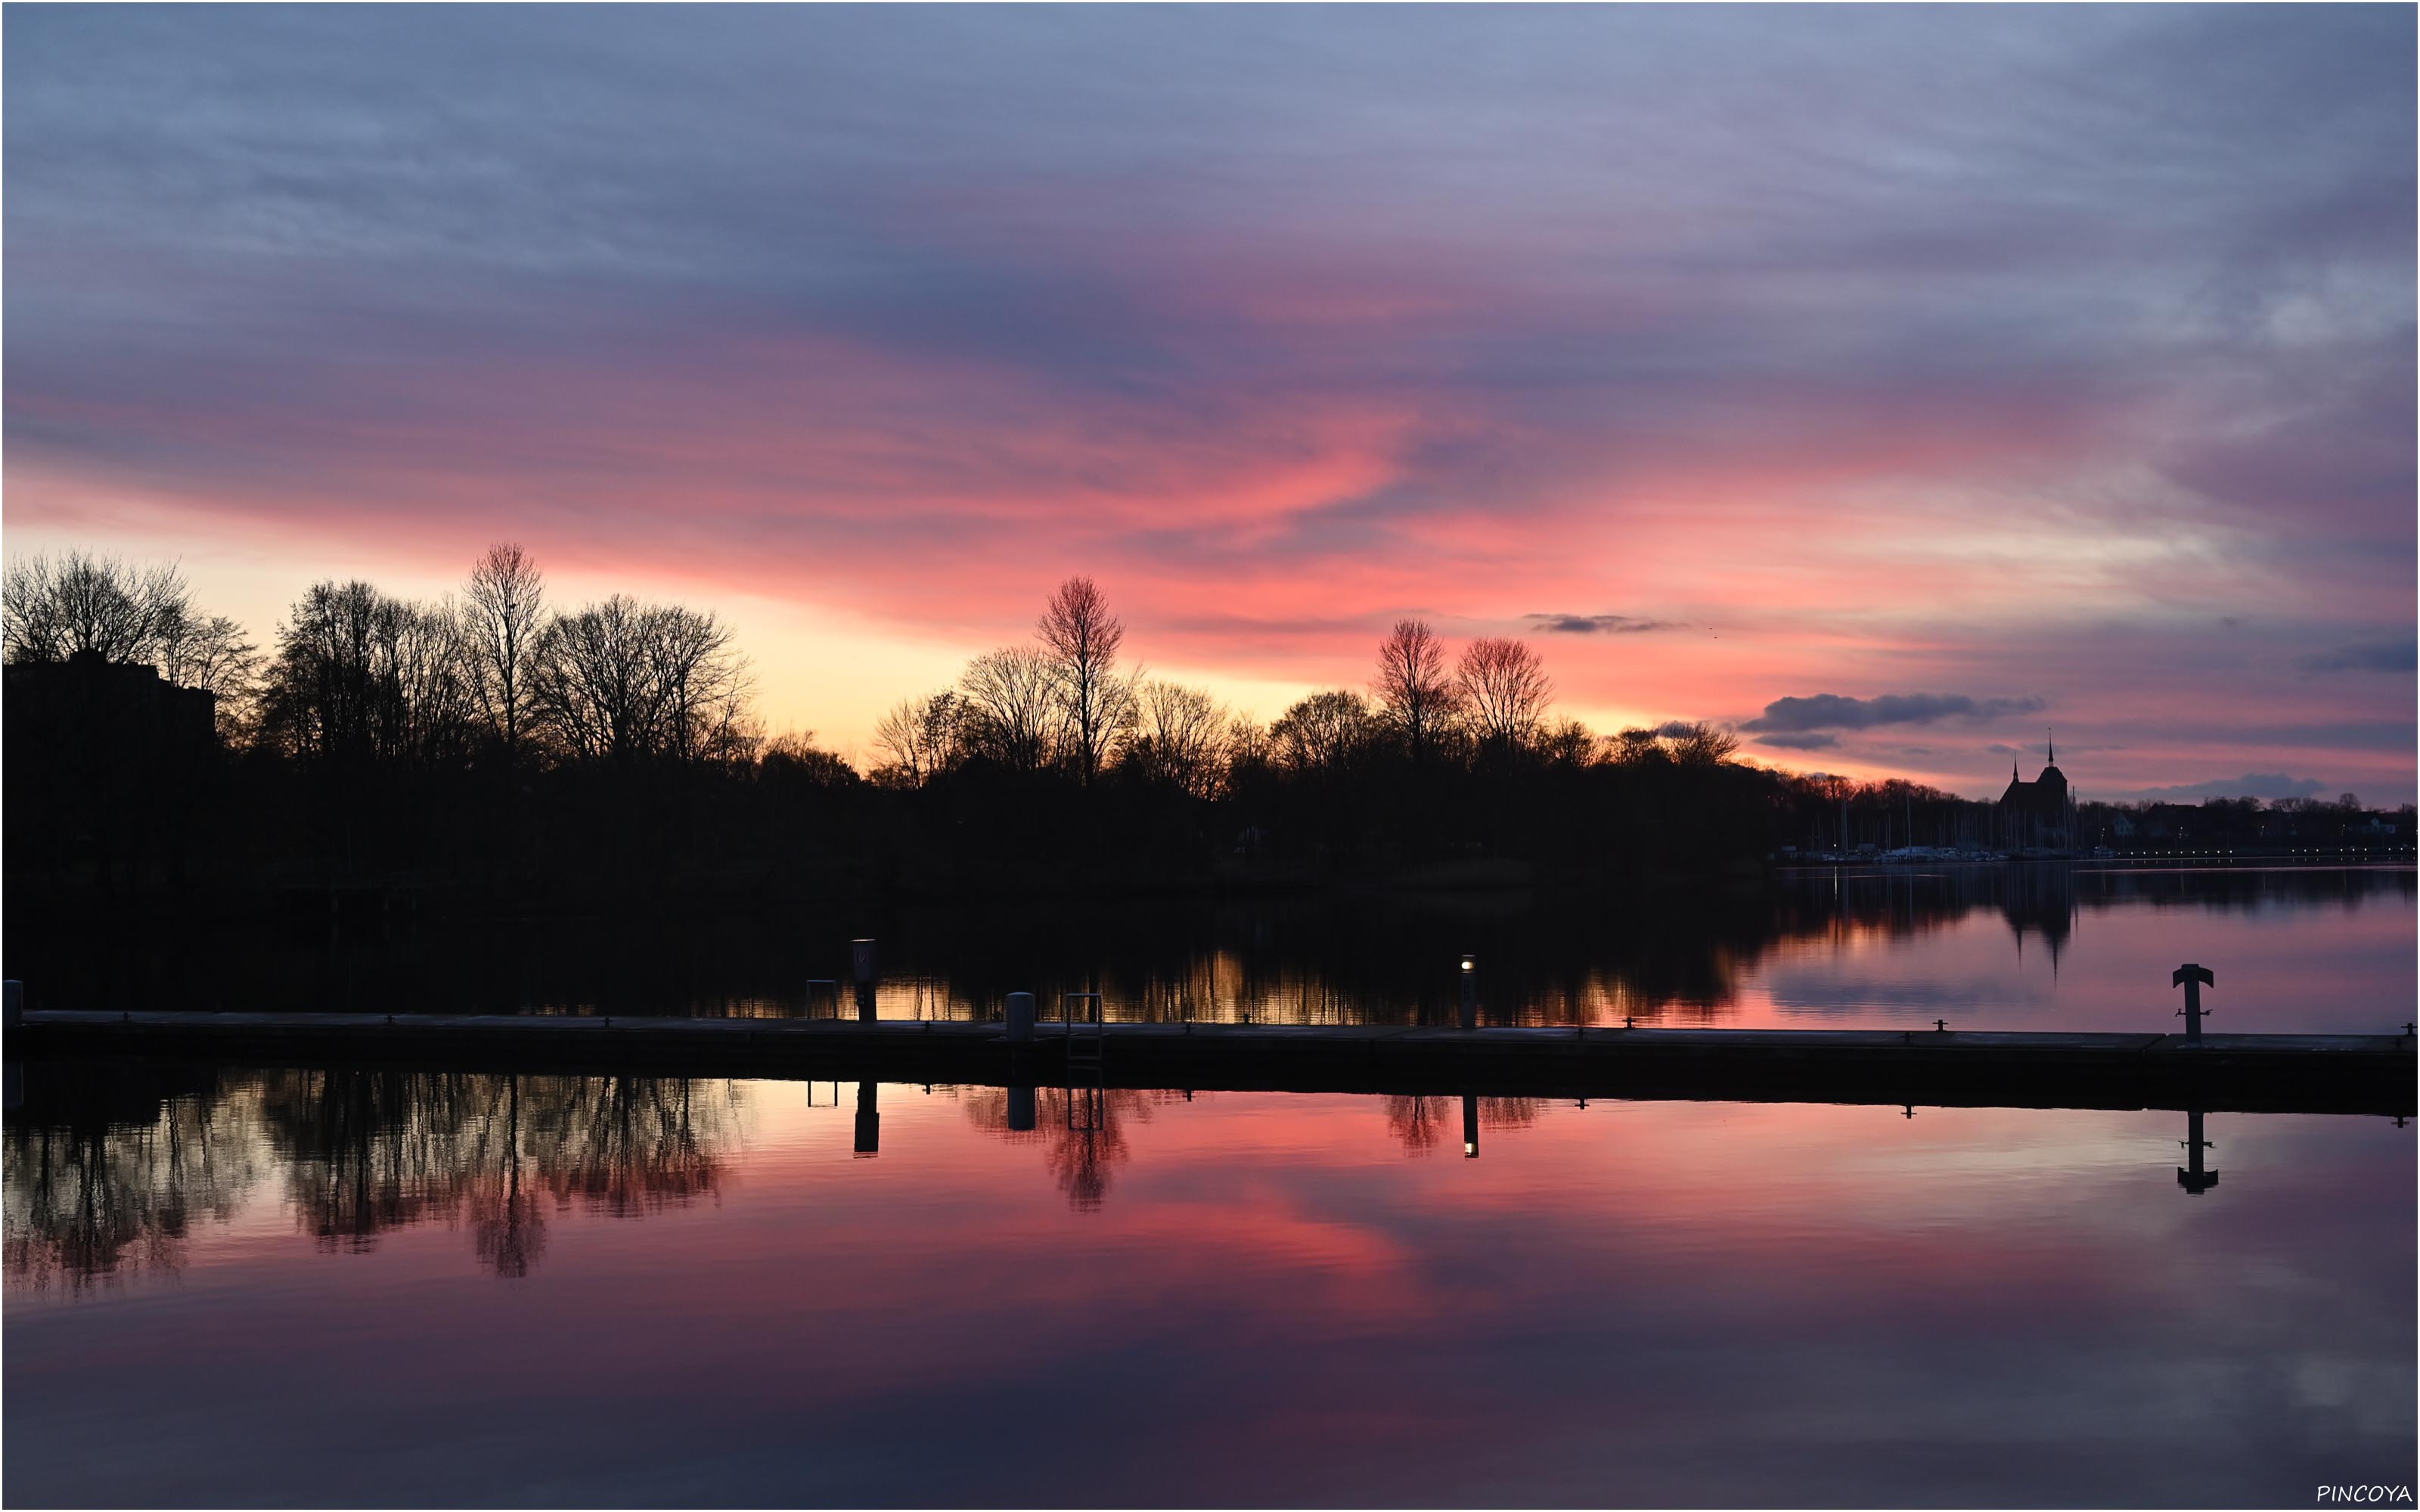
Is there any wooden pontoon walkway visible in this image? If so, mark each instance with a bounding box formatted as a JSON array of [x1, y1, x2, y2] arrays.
[[12, 1009, 2413, 1115]]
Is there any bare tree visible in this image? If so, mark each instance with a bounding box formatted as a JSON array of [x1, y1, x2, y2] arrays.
[[261, 581, 469, 770], [760, 730, 859, 789], [529, 597, 646, 764], [529, 596, 750, 767], [647, 604, 752, 765], [1456, 637, 1553, 751], [1223, 714, 1272, 774], [158, 609, 262, 740], [1134, 680, 1230, 798], [1372, 619, 1460, 761], [385, 595, 475, 768], [461, 544, 545, 765], [1607, 727, 1663, 767], [1035, 576, 1135, 787], [1270, 689, 1376, 776], [3, 551, 191, 667], [870, 692, 967, 788], [1537, 718, 1598, 768], [262, 581, 386, 766], [957, 646, 1057, 773], [1661, 720, 1739, 767]]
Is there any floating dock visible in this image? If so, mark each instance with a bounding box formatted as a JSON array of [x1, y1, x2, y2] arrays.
[[11, 1009, 2413, 1115]]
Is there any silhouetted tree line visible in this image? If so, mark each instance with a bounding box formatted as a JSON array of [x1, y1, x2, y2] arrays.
[[9, 546, 2405, 912]]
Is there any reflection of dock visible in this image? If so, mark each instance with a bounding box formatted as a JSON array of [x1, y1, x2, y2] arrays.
[[14, 1011, 2412, 1116]]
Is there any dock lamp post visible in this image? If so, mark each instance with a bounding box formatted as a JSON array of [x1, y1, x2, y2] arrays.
[[853, 1081, 880, 1157], [2176, 1110, 2217, 1194], [2172, 963, 2214, 1043], [851, 939, 878, 1023], [1460, 954, 1477, 1031]]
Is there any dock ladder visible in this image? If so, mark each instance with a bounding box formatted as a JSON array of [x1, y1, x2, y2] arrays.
[[1063, 992, 1106, 1070]]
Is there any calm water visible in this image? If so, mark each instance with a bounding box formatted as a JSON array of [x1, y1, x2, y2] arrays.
[[5, 866, 2415, 1507], [5, 1068, 2412, 1507], [11, 865, 2412, 1035]]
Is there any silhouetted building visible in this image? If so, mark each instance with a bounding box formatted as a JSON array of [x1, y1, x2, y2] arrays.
[[4, 649, 218, 888], [1996, 739, 2077, 852]]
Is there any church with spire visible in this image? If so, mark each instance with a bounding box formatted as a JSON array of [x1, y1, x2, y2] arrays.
[[1997, 734, 2078, 851]]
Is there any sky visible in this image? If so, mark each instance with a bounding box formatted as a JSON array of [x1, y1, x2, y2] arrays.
[[5, 5, 2413, 801]]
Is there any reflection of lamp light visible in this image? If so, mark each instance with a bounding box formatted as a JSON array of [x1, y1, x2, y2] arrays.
[[1463, 1141, 1477, 1158]]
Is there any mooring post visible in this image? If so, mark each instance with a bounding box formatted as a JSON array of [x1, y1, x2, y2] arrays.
[[852, 938, 877, 1023], [1460, 954, 1477, 1031], [1005, 990, 1035, 1043], [2172, 962, 2214, 1043], [1007, 1084, 1037, 1132], [1462, 1092, 1479, 1159], [853, 1080, 880, 1157], [3, 979, 20, 1029]]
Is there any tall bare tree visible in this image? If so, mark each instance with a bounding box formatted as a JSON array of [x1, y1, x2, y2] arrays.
[[461, 544, 545, 766], [1035, 576, 1134, 787], [957, 646, 1057, 773], [1456, 637, 1553, 751], [1372, 618, 1459, 761]]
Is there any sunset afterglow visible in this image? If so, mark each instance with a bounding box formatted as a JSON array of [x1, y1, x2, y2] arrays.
[[7, 6, 2411, 799]]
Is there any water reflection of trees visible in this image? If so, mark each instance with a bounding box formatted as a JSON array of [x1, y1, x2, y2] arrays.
[[859, 866, 2391, 1030], [960, 1086, 1193, 1210], [261, 1070, 742, 1272], [3, 1064, 260, 1291], [1384, 1095, 1539, 1155], [20, 868, 2407, 1029], [5, 1069, 745, 1285], [955, 1085, 1549, 1200]]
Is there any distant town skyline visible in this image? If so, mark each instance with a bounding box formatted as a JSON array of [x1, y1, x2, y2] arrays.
[[5, 6, 2412, 802]]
